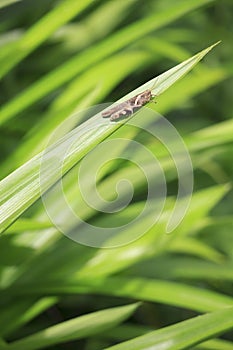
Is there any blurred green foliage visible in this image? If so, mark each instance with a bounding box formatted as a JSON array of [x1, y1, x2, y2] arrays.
[[0, 0, 233, 349]]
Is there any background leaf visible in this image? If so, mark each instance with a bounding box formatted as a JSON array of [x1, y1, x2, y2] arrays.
[[105, 307, 233, 350]]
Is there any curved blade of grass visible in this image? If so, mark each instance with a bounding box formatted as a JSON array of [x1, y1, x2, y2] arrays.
[[0, 0, 214, 126], [0, 297, 57, 337], [195, 339, 233, 350], [5, 218, 52, 234], [105, 307, 233, 350], [17, 276, 233, 313], [171, 259, 233, 281], [168, 237, 224, 263], [0, 43, 220, 234], [128, 257, 233, 282], [3, 303, 139, 350], [101, 326, 233, 350], [0, 0, 94, 78], [0, 0, 22, 9], [187, 118, 233, 151]]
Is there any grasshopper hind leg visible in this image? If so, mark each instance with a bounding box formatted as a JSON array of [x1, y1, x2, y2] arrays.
[[110, 112, 121, 121]]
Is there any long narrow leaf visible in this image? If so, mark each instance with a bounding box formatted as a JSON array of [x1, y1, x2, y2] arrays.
[[105, 307, 233, 350], [0, 43, 219, 234], [3, 303, 139, 350], [10, 276, 233, 313], [0, 0, 22, 9]]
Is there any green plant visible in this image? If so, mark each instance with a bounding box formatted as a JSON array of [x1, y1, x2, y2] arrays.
[[0, 0, 233, 349]]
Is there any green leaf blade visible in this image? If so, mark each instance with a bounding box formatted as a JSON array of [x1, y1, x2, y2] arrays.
[[0, 43, 220, 234], [5, 303, 139, 350], [105, 307, 233, 350]]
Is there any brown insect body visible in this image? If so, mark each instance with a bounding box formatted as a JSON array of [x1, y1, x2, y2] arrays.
[[102, 89, 154, 121]]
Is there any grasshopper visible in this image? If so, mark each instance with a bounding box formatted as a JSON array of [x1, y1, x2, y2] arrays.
[[102, 88, 156, 121]]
